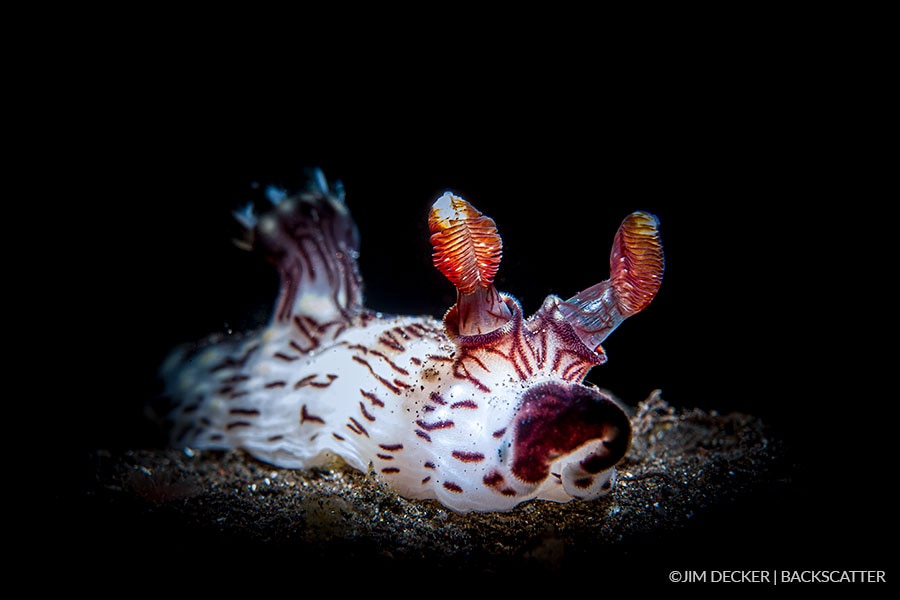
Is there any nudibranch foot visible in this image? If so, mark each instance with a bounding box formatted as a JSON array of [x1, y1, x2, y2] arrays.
[[161, 171, 663, 513]]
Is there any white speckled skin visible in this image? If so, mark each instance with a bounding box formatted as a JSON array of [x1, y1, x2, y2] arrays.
[[161, 171, 661, 513]]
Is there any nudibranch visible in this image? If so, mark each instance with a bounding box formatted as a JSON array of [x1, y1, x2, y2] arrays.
[[161, 170, 664, 513]]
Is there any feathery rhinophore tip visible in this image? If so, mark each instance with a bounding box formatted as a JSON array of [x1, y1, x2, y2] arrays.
[[610, 211, 664, 316], [428, 192, 503, 295]]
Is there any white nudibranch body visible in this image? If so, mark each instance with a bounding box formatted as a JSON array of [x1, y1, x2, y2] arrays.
[[161, 170, 664, 513]]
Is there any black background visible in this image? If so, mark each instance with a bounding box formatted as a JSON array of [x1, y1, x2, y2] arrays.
[[38, 25, 890, 588]]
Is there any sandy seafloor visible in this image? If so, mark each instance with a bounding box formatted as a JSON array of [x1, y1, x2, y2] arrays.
[[64, 392, 793, 587]]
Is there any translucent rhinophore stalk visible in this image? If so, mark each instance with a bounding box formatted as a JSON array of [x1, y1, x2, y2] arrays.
[[558, 211, 664, 352]]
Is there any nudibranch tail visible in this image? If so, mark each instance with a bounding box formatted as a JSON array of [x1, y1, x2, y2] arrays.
[[558, 211, 664, 353], [429, 192, 512, 335], [237, 168, 364, 324]]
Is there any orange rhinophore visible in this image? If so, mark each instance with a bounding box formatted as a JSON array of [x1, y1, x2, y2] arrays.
[[428, 192, 503, 294], [557, 210, 664, 354], [610, 211, 665, 317], [428, 192, 512, 336]]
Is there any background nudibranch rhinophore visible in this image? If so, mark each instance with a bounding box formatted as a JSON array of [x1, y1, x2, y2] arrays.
[[160, 170, 664, 513]]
